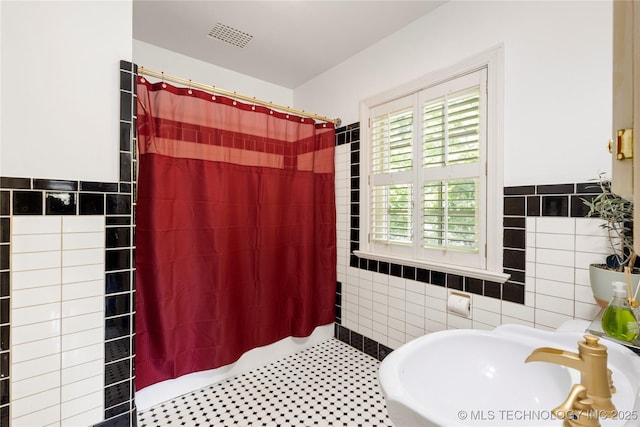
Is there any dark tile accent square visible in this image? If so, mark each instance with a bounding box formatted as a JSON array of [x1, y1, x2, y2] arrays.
[[106, 249, 131, 271], [120, 123, 132, 152], [402, 266, 416, 280], [367, 259, 378, 272], [34, 179, 78, 191], [335, 305, 341, 323], [106, 294, 131, 318], [0, 191, 9, 215], [0, 325, 8, 351], [349, 255, 359, 267], [431, 271, 446, 286], [542, 195, 569, 217], [504, 268, 525, 284], [526, 195, 541, 216], [337, 325, 349, 344], [105, 359, 131, 386], [350, 216, 359, 229], [504, 197, 525, 216], [350, 177, 359, 190], [378, 261, 390, 275], [1, 177, 30, 189], [416, 268, 430, 283], [537, 183, 574, 194], [358, 258, 367, 270], [120, 153, 132, 183], [447, 274, 463, 290], [13, 191, 43, 215], [0, 218, 8, 243], [105, 337, 131, 363], [350, 202, 359, 216], [336, 132, 347, 146], [120, 70, 133, 92], [350, 127, 360, 142], [390, 263, 402, 277], [350, 164, 359, 177], [363, 337, 378, 359], [120, 60, 134, 71], [0, 246, 8, 271], [503, 228, 526, 249], [503, 249, 526, 270], [98, 408, 133, 427], [504, 186, 535, 196], [119, 183, 132, 194], [106, 216, 132, 226], [106, 271, 132, 295], [351, 141, 360, 152], [0, 273, 8, 297], [503, 217, 526, 228], [484, 281, 502, 299], [45, 192, 76, 215], [79, 193, 105, 215], [0, 299, 6, 324], [336, 281, 342, 294], [120, 92, 132, 122], [105, 315, 131, 340], [577, 181, 603, 194], [350, 228, 359, 242], [350, 331, 363, 351], [0, 378, 8, 406], [105, 379, 131, 409], [350, 150, 359, 165], [0, 408, 9, 426], [0, 353, 7, 379], [378, 344, 393, 361], [80, 181, 119, 192], [571, 195, 591, 218], [107, 194, 132, 215], [465, 277, 484, 295], [106, 227, 131, 249], [503, 282, 525, 304]]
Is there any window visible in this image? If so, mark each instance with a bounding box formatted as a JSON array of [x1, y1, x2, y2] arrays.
[[358, 49, 506, 281]]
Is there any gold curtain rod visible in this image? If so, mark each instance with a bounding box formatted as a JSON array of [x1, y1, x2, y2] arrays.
[[138, 66, 340, 126]]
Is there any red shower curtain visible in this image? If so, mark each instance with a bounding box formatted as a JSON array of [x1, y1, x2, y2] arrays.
[[135, 77, 336, 390]]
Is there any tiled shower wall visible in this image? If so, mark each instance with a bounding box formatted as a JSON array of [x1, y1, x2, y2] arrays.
[[0, 61, 137, 427], [334, 122, 608, 355]]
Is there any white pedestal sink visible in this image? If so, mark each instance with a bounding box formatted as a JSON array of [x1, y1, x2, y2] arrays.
[[378, 324, 640, 426]]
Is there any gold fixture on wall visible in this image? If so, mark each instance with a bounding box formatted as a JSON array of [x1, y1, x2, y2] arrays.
[[608, 129, 634, 160]]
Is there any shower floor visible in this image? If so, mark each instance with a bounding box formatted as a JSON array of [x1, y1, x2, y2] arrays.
[[136, 338, 395, 427]]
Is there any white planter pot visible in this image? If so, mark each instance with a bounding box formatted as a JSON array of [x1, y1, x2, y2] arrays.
[[589, 263, 640, 308]]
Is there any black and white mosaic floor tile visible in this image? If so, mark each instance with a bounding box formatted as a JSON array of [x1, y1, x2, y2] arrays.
[[137, 338, 394, 426]]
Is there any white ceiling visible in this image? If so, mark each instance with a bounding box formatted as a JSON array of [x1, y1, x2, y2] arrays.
[[133, 1, 445, 89]]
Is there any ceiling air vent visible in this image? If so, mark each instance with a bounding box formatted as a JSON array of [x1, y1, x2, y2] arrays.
[[208, 23, 253, 48]]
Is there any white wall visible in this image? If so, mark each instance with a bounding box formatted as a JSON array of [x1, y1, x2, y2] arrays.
[[295, 1, 613, 187], [0, 1, 132, 183], [133, 40, 294, 108]]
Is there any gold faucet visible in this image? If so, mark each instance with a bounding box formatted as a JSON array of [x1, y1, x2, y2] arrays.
[[525, 335, 616, 417]]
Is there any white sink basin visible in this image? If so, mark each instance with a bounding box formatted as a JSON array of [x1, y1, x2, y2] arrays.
[[378, 324, 640, 426]]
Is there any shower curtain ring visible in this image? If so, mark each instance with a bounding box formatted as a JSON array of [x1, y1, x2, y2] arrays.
[[251, 97, 256, 111], [211, 86, 216, 101], [232, 92, 237, 106], [161, 72, 167, 88], [188, 79, 193, 95]]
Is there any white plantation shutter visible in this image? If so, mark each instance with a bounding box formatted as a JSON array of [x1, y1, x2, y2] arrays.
[[369, 96, 416, 257], [366, 70, 487, 268]]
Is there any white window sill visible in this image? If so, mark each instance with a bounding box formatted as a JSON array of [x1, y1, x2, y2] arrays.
[[353, 250, 511, 283]]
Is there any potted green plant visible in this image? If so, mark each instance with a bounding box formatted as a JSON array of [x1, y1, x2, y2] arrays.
[[582, 173, 639, 307]]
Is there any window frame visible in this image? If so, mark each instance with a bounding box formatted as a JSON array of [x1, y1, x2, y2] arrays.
[[356, 46, 508, 283]]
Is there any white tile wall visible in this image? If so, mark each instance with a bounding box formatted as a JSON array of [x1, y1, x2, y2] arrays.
[[10, 216, 105, 427], [336, 147, 605, 348]]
